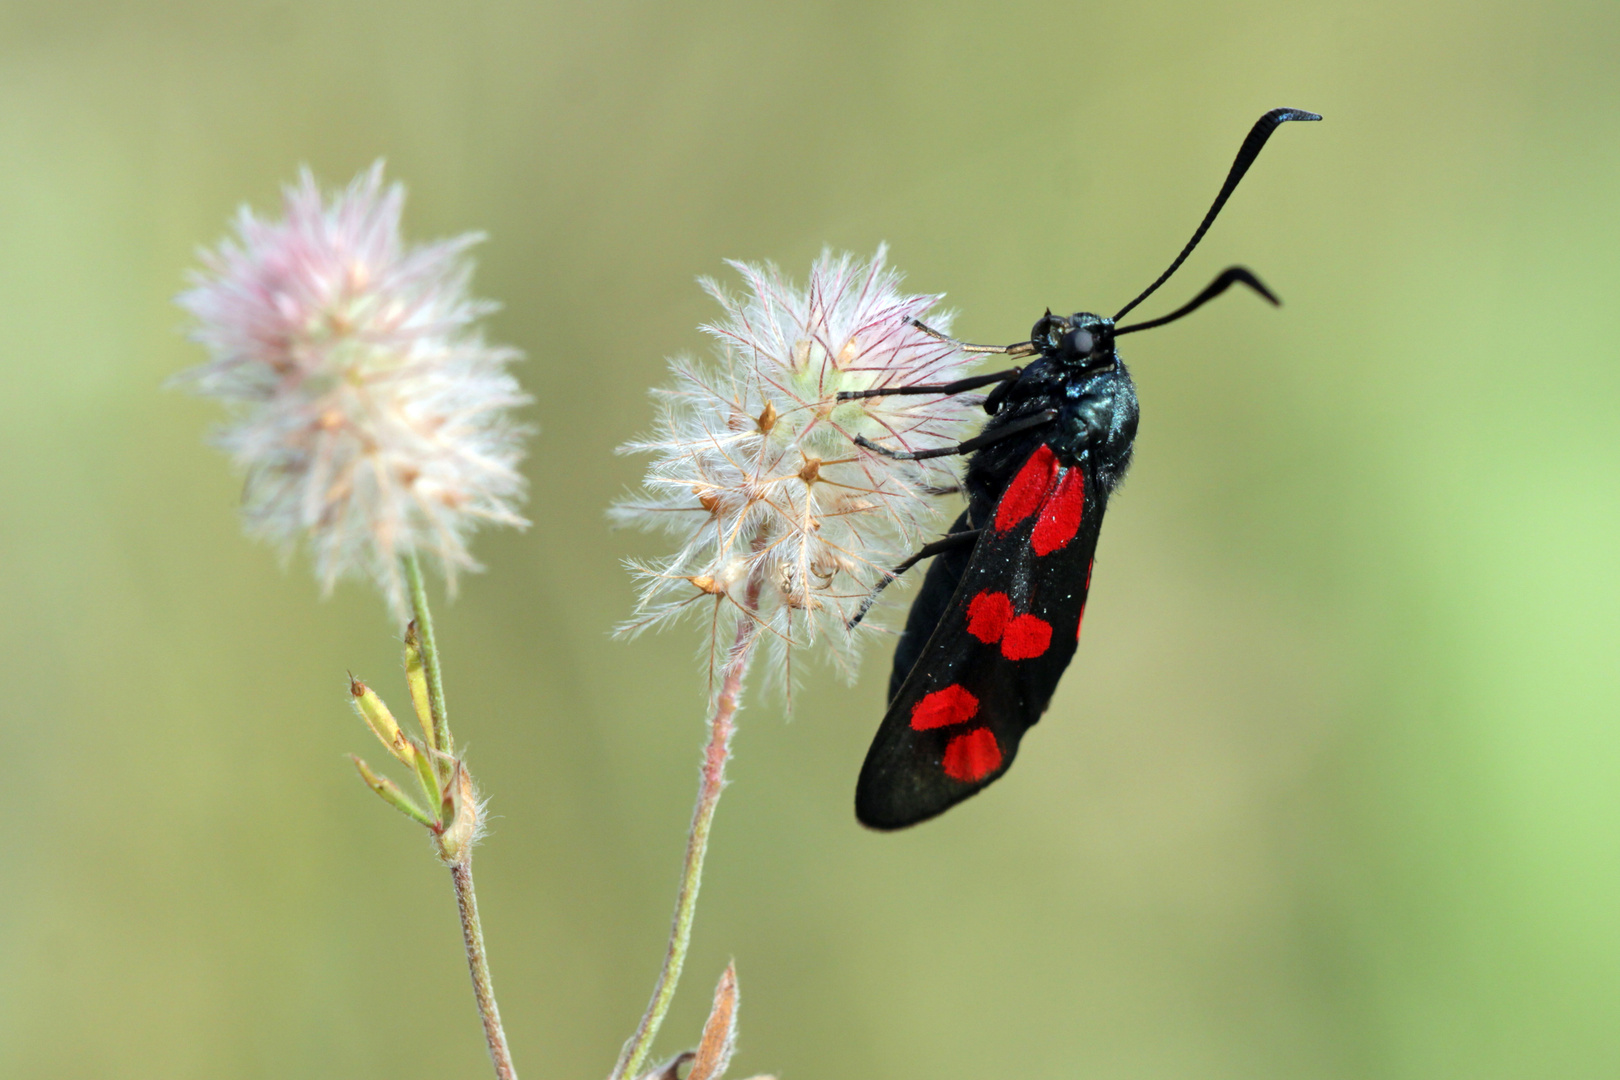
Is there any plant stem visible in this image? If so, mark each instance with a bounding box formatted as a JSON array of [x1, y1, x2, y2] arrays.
[[403, 552, 453, 758], [454, 860, 519, 1080], [401, 552, 516, 1080], [611, 608, 761, 1080]]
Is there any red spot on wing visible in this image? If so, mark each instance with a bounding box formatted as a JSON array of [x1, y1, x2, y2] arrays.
[[966, 591, 1014, 643], [1001, 614, 1052, 660], [1031, 466, 1085, 555], [942, 727, 1003, 782], [995, 444, 1058, 532], [910, 684, 979, 731]]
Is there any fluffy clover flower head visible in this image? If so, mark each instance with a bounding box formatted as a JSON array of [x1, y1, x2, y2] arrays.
[[614, 248, 985, 681], [175, 163, 529, 619]]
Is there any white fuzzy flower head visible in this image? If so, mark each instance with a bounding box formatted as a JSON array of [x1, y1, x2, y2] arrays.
[[175, 162, 530, 619], [613, 248, 985, 683]]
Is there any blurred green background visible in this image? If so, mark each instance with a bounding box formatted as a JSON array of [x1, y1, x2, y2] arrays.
[[3, 1, 1618, 1077]]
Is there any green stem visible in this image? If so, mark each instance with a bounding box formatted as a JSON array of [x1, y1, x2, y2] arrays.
[[611, 608, 761, 1080], [401, 554, 515, 1080], [403, 552, 452, 759]]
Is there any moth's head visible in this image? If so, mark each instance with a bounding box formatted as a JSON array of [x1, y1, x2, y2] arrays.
[[1031, 311, 1116, 369]]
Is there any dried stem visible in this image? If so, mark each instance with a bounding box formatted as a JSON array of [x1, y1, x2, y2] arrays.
[[611, 576, 763, 1080], [454, 860, 518, 1080], [403, 552, 517, 1080]]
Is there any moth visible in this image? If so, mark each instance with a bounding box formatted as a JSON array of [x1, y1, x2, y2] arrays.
[[844, 108, 1320, 829]]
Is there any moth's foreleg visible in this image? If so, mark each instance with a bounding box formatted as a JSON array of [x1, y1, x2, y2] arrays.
[[836, 366, 1022, 403], [854, 409, 1058, 461]]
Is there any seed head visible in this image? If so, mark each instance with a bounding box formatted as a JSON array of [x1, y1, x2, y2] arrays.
[[613, 248, 984, 682], [174, 163, 530, 618]]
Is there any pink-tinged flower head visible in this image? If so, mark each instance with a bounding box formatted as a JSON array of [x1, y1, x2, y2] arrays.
[[175, 163, 529, 618], [613, 248, 985, 683]]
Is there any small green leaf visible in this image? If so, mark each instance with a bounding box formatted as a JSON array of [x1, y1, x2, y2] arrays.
[[403, 622, 436, 752], [349, 676, 416, 767], [351, 755, 434, 828], [408, 737, 443, 823]]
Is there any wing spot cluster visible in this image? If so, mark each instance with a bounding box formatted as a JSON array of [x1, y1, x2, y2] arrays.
[[966, 590, 1052, 660], [992, 443, 1086, 555], [908, 683, 1003, 785]]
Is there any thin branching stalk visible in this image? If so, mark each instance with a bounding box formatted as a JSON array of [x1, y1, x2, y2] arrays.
[[404, 552, 516, 1080], [612, 569, 764, 1080]]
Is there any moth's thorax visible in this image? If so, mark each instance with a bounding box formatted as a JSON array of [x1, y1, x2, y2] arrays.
[[961, 311, 1140, 517], [1057, 360, 1137, 485]]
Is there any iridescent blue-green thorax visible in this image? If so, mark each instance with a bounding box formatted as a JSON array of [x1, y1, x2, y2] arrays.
[[962, 311, 1140, 522]]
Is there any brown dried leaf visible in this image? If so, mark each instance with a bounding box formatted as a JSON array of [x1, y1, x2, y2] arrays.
[[435, 758, 481, 864], [687, 963, 739, 1080]]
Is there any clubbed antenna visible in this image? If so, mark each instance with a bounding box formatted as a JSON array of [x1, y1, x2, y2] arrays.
[[1112, 108, 1321, 323], [1113, 265, 1279, 337]]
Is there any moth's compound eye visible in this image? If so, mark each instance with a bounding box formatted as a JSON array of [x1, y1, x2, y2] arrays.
[[1065, 328, 1095, 356]]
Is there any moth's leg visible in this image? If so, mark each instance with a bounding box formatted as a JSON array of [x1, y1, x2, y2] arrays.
[[854, 409, 1058, 461], [982, 377, 1016, 416], [846, 528, 983, 631], [836, 367, 1022, 402]]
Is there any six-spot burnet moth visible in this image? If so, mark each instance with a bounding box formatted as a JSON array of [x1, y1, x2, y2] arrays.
[[842, 108, 1321, 830]]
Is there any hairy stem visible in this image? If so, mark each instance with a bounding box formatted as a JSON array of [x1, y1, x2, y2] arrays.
[[611, 599, 762, 1080], [454, 860, 519, 1080], [402, 553, 516, 1080]]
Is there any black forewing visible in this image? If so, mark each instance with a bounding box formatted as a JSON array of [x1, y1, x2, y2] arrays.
[[855, 444, 1106, 830]]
